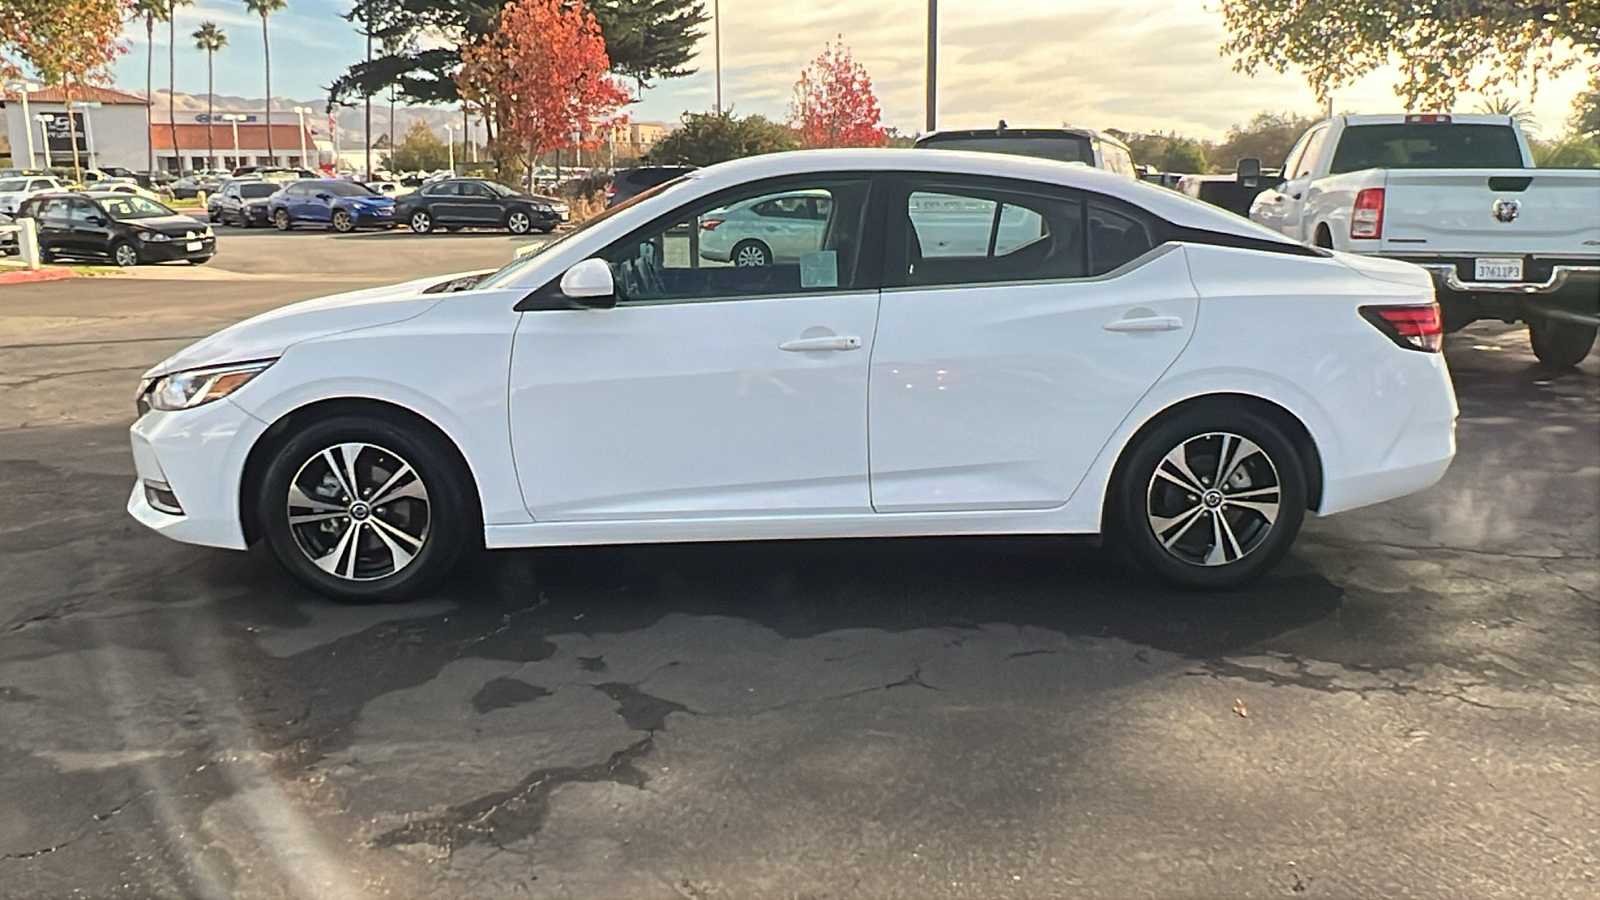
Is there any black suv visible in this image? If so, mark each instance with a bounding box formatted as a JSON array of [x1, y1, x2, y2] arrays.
[[606, 166, 695, 207]]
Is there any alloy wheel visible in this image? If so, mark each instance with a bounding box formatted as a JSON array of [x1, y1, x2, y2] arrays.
[[507, 211, 531, 234], [285, 442, 430, 582], [410, 211, 432, 234], [112, 243, 140, 267], [332, 210, 354, 233], [735, 243, 769, 267], [1145, 432, 1281, 567]]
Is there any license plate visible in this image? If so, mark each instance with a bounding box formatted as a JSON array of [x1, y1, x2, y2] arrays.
[[185, 241, 203, 252], [1474, 257, 1523, 281]]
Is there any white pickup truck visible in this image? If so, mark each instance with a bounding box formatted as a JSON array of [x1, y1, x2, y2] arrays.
[[1246, 114, 1600, 367]]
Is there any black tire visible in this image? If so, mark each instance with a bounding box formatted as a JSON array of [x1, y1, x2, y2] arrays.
[[111, 241, 141, 268], [1105, 405, 1307, 589], [256, 414, 477, 601], [538, 225, 556, 234], [274, 208, 292, 231], [409, 210, 433, 234], [1528, 316, 1596, 369], [331, 209, 354, 233], [506, 209, 533, 235], [187, 256, 211, 265], [731, 239, 771, 267]]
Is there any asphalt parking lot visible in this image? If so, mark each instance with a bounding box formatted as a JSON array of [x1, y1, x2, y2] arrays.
[[0, 232, 1596, 899]]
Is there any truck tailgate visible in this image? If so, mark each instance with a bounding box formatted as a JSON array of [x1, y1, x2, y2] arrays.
[[1378, 168, 1600, 255]]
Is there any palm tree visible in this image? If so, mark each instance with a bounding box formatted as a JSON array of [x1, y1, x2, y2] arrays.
[[167, 0, 194, 171], [244, 0, 288, 163], [1476, 96, 1538, 133], [132, 0, 168, 173], [193, 21, 227, 170]]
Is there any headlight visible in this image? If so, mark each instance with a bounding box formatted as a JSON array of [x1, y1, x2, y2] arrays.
[[139, 231, 172, 242], [142, 360, 275, 412], [529, 202, 552, 212]]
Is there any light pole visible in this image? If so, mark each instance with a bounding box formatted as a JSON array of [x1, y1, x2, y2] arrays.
[[926, 0, 938, 134], [713, 0, 722, 114], [34, 113, 53, 169], [293, 106, 312, 168], [77, 100, 103, 171], [6, 81, 41, 167], [221, 114, 246, 170], [444, 123, 456, 173]]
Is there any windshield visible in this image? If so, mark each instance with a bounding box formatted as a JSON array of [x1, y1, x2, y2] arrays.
[[477, 175, 694, 290], [240, 183, 278, 199], [101, 196, 174, 219], [483, 181, 519, 198], [322, 181, 380, 197], [917, 135, 1093, 163], [1330, 124, 1525, 173], [0, 179, 27, 192]]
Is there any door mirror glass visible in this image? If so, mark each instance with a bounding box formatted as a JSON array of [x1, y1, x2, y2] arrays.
[[560, 258, 616, 306], [316, 192, 333, 201], [85, 215, 105, 226], [1236, 157, 1262, 187]]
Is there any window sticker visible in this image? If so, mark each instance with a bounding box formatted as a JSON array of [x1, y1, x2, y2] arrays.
[[799, 250, 839, 288]]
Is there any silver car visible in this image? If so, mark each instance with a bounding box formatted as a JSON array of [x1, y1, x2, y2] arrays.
[[698, 190, 833, 267]]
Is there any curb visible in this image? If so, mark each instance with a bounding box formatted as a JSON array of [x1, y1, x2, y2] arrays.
[[0, 266, 77, 286]]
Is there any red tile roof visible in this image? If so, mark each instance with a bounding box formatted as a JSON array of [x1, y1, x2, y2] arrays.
[[7, 86, 150, 105], [151, 123, 315, 152]]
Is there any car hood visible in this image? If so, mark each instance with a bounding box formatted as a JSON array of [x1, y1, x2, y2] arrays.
[[123, 214, 208, 235], [1332, 251, 1435, 290], [141, 272, 467, 378]]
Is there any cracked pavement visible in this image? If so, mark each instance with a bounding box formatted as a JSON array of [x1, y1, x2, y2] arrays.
[[0, 244, 1596, 898]]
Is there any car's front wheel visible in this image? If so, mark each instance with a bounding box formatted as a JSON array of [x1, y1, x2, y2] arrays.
[[331, 209, 355, 233], [256, 414, 476, 601], [506, 209, 533, 235], [111, 241, 141, 267], [1106, 407, 1307, 589]]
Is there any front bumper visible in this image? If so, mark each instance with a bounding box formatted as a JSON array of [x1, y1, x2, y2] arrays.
[[138, 235, 217, 261], [127, 398, 266, 550], [353, 209, 396, 228]]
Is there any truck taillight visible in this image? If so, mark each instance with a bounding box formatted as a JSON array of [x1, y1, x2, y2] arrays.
[[1361, 303, 1443, 352], [1351, 188, 1385, 239]]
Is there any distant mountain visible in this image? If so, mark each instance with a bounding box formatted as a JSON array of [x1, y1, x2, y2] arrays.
[[149, 90, 478, 148]]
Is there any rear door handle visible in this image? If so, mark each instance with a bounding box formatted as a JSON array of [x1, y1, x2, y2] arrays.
[[1103, 316, 1184, 333], [780, 335, 862, 352]]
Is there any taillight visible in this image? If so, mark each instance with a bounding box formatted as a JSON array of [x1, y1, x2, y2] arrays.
[[1351, 188, 1385, 240], [605, 183, 617, 196], [1361, 303, 1443, 352], [1404, 114, 1451, 124], [699, 218, 723, 231]]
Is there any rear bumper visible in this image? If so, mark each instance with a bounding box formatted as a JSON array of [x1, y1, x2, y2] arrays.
[[1416, 262, 1600, 296]]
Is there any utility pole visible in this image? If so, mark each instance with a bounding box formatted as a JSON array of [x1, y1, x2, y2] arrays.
[[925, 0, 937, 134], [713, 0, 722, 114], [364, 20, 373, 179]]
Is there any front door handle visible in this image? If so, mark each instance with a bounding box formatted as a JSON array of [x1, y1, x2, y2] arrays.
[[780, 335, 862, 352], [1103, 316, 1184, 333]]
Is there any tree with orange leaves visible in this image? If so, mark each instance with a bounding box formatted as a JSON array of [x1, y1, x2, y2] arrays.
[[788, 38, 887, 150], [457, 0, 631, 183], [1, 0, 131, 180]]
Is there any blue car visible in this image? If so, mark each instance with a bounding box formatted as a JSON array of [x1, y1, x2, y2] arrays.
[[268, 180, 395, 232]]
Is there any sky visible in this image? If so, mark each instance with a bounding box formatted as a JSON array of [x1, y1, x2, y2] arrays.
[[111, 0, 1592, 142]]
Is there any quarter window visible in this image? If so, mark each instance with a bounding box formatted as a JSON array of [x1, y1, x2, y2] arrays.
[[1086, 203, 1154, 275], [600, 178, 872, 304]]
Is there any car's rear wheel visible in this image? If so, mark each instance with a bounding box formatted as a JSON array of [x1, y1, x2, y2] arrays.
[[111, 241, 141, 267], [256, 415, 475, 601], [409, 210, 433, 234], [1106, 407, 1307, 589], [1528, 316, 1596, 369], [274, 209, 292, 231], [331, 209, 355, 233], [732, 239, 771, 267], [506, 210, 533, 235]]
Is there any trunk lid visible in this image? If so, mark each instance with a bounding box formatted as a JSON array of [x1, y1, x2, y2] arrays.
[[1378, 169, 1600, 255]]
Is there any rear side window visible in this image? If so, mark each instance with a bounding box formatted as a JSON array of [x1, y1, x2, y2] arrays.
[[1330, 124, 1525, 173], [897, 178, 1085, 287], [1087, 203, 1154, 274], [425, 182, 460, 196]]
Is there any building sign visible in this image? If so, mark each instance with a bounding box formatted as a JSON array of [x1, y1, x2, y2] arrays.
[[195, 113, 259, 123], [38, 112, 87, 154]]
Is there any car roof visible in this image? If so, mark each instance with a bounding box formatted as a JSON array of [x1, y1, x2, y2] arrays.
[[917, 127, 1132, 152], [663, 148, 1299, 246]]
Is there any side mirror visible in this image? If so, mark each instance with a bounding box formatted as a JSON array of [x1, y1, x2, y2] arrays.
[[316, 192, 332, 201], [559, 258, 616, 307], [1236, 157, 1262, 188], [86, 215, 105, 226]]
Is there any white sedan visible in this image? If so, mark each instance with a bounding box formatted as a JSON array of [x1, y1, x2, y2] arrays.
[[128, 149, 1458, 600]]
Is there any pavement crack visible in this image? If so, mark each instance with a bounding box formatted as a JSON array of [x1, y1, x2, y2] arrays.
[[1195, 654, 1524, 711], [0, 795, 136, 862], [885, 664, 939, 691]]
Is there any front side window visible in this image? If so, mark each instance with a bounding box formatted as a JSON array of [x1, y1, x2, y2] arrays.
[[600, 177, 873, 304], [69, 199, 100, 224], [240, 183, 277, 199], [459, 182, 493, 199], [1291, 127, 1330, 180], [896, 178, 1083, 287], [424, 182, 460, 197]]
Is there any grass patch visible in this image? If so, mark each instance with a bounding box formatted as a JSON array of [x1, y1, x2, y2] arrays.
[[69, 264, 124, 277]]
